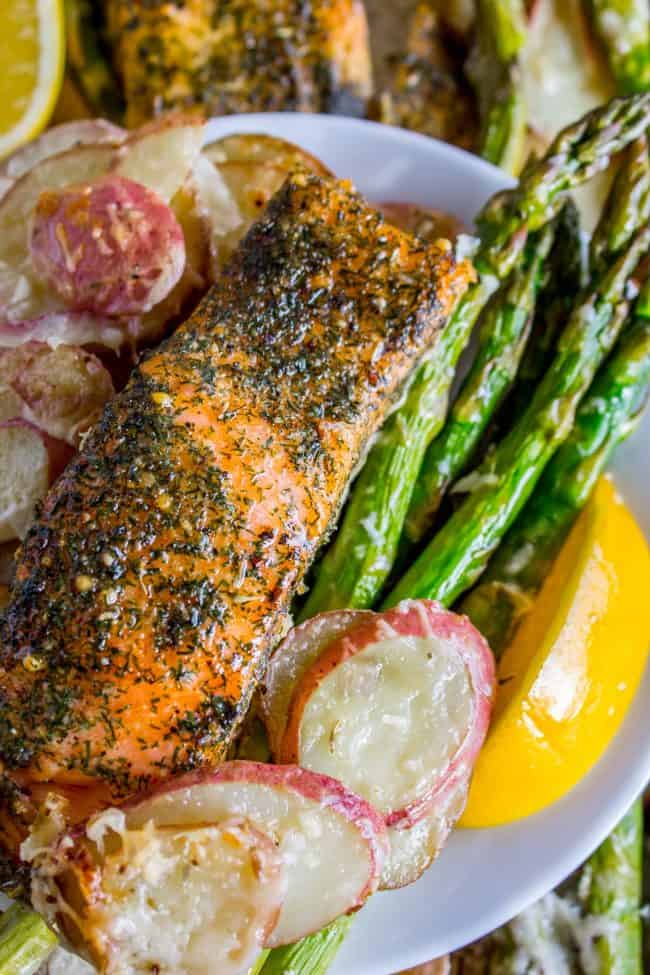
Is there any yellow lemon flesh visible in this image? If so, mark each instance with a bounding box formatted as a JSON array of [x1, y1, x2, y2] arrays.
[[0, 0, 65, 159], [462, 477, 650, 828]]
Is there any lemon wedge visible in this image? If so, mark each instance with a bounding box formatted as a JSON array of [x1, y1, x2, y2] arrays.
[[0, 0, 65, 159], [462, 477, 650, 828]]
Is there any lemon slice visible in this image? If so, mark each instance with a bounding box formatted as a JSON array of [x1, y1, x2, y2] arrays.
[[461, 477, 650, 828], [0, 0, 65, 159]]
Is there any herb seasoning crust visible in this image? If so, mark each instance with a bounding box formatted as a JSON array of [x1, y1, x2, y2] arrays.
[[0, 172, 471, 834], [104, 0, 373, 127]]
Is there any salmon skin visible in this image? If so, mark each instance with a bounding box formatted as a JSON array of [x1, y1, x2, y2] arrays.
[[103, 0, 373, 127], [0, 173, 471, 829]]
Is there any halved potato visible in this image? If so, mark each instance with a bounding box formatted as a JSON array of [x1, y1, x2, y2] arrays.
[[29, 176, 186, 316], [0, 343, 114, 445], [28, 762, 389, 970], [111, 116, 205, 204], [0, 120, 125, 183], [32, 815, 286, 975], [278, 600, 494, 830], [203, 134, 330, 177], [0, 145, 115, 322]]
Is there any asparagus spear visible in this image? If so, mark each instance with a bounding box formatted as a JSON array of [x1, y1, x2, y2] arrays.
[[0, 905, 56, 975], [259, 919, 353, 975], [385, 219, 650, 610], [585, 0, 650, 95], [590, 137, 650, 275], [400, 222, 555, 554], [582, 799, 644, 973], [460, 277, 650, 654], [299, 94, 650, 620], [465, 0, 528, 174], [504, 198, 586, 422]]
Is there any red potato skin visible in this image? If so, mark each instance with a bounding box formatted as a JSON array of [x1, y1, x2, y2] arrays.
[[279, 599, 495, 829], [124, 761, 390, 908], [29, 176, 186, 316]]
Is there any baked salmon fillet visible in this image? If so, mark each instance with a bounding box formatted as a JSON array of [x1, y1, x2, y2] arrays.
[[0, 172, 471, 860], [103, 0, 373, 128]]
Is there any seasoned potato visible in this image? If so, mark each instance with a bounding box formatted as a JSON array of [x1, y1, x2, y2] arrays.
[[29, 176, 186, 316], [0, 343, 114, 446], [204, 134, 330, 177]]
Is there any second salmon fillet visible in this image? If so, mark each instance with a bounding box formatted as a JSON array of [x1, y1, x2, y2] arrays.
[[0, 172, 471, 807]]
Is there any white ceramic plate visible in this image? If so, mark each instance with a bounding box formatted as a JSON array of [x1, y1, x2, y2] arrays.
[[204, 114, 650, 971]]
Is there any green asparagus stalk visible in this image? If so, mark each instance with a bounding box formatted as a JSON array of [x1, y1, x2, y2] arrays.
[[385, 219, 650, 610], [299, 94, 650, 620], [259, 919, 353, 975], [591, 137, 650, 275], [460, 276, 650, 654], [400, 223, 555, 554], [585, 0, 650, 95], [582, 799, 644, 973], [505, 198, 586, 420], [466, 0, 528, 174], [0, 904, 56, 975]]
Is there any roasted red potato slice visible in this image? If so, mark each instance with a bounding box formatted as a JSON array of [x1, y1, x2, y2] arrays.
[[30, 176, 186, 316], [27, 762, 388, 967], [0, 144, 115, 322], [32, 815, 285, 975], [278, 601, 494, 826], [203, 133, 330, 177], [0, 343, 114, 445], [269, 601, 494, 886]]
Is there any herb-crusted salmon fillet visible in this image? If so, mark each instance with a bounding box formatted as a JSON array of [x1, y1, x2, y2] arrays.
[[0, 173, 471, 823], [104, 0, 373, 128]]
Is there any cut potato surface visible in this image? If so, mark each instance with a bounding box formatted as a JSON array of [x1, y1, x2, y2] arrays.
[[30, 176, 186, 316], [124, 763, 389, 947], [32, 815, 285, 975], [381, 767, 470, 890], [112, 116, 205, 204], [279, 600, 494, 828], [261, 609, 372, 755], [0, 420, 50, 542]]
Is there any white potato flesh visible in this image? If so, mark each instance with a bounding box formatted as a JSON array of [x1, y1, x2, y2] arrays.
[[381, 773, 469, 890], [261, 609, 371, 755], [297, 634, 472, 818], [112, 118, 205, 204], [127, 772, 381, 947], [34, 815, 285, 975], [0, 145, 115, 322], [0, 422, 49, 541]]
